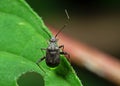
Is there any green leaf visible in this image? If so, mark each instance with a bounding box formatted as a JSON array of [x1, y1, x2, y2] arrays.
[[0, 0, 83, 86]]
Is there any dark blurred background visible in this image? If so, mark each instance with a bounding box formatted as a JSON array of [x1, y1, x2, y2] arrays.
[[26, 0, 120, 86]]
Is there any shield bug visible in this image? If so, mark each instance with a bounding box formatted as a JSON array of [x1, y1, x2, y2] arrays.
[[36, 9, 70, 68]]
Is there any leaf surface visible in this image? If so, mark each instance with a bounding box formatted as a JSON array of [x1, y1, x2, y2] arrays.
[[0, 0, 83, 86]]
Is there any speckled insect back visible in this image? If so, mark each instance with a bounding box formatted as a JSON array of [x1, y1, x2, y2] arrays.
[[36, 9, 70, 69], [46, 36, 60, 67]]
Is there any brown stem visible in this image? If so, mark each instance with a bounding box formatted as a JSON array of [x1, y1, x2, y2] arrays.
[[49, 27, 120, 85]]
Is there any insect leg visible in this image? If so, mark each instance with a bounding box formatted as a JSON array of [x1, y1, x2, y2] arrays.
[[36, 57, 46, 73], [36, 56, 45, 64], [41, 48, 46, 56], [41, 48, 47, 50], [59, 45, 64, 51], [60, 51, 71, 63]]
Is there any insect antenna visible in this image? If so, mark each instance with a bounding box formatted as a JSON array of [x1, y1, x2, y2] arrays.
[[55, 9, 70, 38]]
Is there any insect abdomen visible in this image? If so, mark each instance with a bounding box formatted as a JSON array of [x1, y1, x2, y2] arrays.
[[46, 51, 60, 67]]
